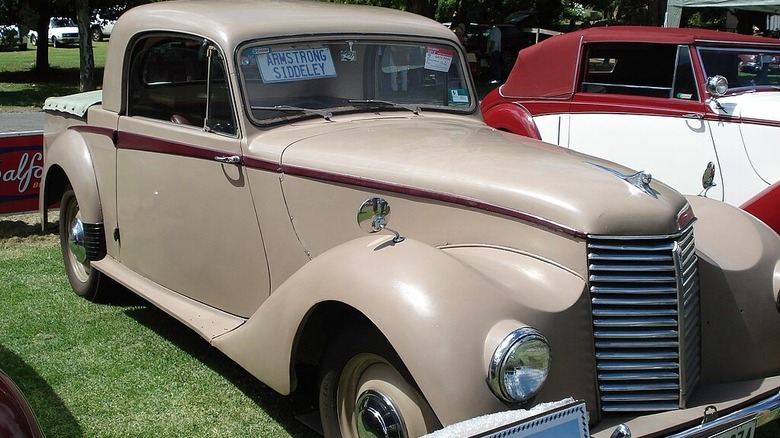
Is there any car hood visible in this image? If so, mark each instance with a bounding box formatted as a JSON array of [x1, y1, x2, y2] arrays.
[[250, 115, 690, 236], [717, 91, 780, 122]]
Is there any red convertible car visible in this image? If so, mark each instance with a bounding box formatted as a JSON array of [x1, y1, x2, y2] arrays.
[[0, 370, 44, 438], [481, 26, 780, 233]]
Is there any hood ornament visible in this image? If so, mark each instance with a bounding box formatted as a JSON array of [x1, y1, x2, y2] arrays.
[[588, 162, 659, 198]]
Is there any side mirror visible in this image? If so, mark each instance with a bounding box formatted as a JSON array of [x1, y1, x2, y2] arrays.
[[700, 161, 717, 197], [357, 197, 404, 243], [706, 75, 728, 97]]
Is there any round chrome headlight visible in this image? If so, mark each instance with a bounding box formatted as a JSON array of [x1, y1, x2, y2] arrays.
[[488, 327, 551, 403]]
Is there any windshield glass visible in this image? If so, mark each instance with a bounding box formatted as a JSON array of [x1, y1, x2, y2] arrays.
[[238, 38, 474, 125], [699, 46, 780, 91], [51, 18, 76, 28]]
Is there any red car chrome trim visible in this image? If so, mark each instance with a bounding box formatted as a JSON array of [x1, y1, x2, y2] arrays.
[[740, 117, 780, 128]]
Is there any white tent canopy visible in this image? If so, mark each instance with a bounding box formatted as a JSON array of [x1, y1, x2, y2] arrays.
[[665, 0, 780, 27]]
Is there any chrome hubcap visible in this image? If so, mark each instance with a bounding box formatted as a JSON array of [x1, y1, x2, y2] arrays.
[[355, 390, 405, 438], [69, 216, 87, 263]]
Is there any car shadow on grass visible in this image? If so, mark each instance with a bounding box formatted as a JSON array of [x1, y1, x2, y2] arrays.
[[119, 297, 321, 437], [0, 345, 83, 436]]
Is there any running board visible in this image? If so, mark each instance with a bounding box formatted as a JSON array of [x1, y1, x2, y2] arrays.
[[92, 255, 246, 341]]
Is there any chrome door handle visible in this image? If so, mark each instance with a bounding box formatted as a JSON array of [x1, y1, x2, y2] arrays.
[[683, 113, 704, 119], [214, 155, 241, 164]]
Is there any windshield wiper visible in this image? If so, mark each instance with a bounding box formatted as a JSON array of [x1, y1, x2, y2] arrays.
[[348, 99, 421, 115], [251, 105, 332, 120]]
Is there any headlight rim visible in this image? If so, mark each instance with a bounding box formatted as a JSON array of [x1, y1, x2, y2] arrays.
[[487, 327, 551, 403]]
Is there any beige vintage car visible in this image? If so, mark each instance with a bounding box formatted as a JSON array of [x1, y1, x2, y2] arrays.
[[40, 1, 780, 437]]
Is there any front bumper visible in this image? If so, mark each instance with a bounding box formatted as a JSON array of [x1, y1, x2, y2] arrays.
[[664, 391, 780, 438], [57, 34, 78, 44], [591, 378, 780, 437]]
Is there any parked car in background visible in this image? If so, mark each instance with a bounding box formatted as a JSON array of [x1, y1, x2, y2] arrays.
[[0, 369, 44, 438], [90, 15, 115, 41], [482, 26, 780, 233], [29, 17, 79, 47], [41, 2, 780, 437], [0, 24, 27, 51]]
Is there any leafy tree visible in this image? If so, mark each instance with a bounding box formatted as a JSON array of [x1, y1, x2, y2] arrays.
[[580, 0, 665, 25], [436, 0, 564, 28]]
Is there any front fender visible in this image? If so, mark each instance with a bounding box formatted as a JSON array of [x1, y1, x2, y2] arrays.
[[687, 195, 780, 382], [41, 129, 102, 224], [481, 102, 542, 140], [213, 235, 594, 426]]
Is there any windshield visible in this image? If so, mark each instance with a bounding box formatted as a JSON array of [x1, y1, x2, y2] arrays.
[[51, 18, 76, 28], [238, 38, 474, 125], [699, 46, 780, 91]]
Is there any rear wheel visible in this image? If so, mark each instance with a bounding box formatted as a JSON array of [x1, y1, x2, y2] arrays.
[[319, 329, 438, 438], [29, 34, 37, 46], [60, 188, 107, 301]]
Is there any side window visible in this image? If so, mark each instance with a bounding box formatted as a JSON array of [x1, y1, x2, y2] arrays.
[[672, 46, 698, 101], [206, 50, 237, 136], [128, 35, 236, 136], [581, 43, 678, 98]]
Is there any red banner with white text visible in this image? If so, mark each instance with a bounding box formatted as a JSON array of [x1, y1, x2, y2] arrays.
[[0, 131, 43, 215]]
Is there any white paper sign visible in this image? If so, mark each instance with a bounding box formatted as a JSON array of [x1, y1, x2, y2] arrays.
[[257, 48, 336, 83], [425, 47, 454, 72]]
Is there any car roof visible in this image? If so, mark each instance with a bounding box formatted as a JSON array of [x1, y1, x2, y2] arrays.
[[112, 0, 455, 51], [500, 25, 780, 99]]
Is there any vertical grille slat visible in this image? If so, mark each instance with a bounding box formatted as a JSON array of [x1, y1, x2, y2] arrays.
[[589, 225, 701, 413]]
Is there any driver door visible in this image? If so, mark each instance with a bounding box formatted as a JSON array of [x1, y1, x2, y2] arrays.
[[116, 34, 269, 318]]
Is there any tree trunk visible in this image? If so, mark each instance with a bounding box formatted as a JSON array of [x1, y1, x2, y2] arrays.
[[76, 0, 95, 91], [33, 15, 49, 74]]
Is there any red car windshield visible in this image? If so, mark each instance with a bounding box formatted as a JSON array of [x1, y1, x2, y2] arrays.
[[699, 46, 780, 91]]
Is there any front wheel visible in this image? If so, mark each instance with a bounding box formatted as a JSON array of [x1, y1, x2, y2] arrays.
[[29, 34, 37, 46], [91, 28, 103, 41], [51, 36, 60, 48], [319, 328, 439, 438], [60, 188, 107, 301]]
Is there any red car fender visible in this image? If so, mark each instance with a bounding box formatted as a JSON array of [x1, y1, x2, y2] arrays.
[[481, 92, 541, 140], [741, 180, 780, 236]]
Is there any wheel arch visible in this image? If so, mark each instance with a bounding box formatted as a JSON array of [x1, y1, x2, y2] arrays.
[[212, 235, 592, 426], [40, 129, 103, 226], [686, 195, 780, 379]]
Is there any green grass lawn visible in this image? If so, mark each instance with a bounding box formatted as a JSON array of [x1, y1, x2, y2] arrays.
[[0, 215, 319, 437], [0, 42, 106, 109]]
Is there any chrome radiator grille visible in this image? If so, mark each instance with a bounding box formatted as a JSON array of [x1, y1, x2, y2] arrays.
[[588, 225, 700, 412]]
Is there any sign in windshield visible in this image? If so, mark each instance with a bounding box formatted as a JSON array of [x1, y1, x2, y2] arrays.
[[255, 47, 337, 83]]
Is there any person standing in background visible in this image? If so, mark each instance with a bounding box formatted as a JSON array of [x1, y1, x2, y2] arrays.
[[487, 20, 502, 84]]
